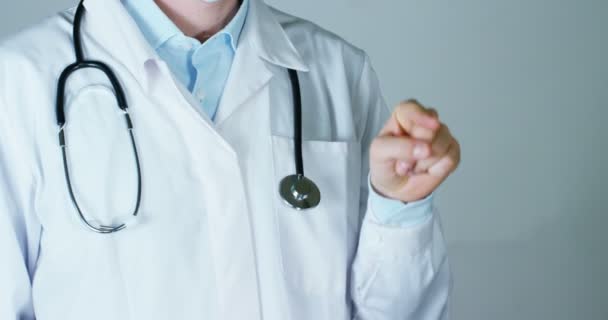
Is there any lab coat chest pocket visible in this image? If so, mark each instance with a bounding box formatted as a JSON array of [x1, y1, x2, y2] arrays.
[[271, 135, 361, 297]]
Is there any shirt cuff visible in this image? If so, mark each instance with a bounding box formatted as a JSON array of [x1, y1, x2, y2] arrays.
[[367, 173, 434, 227]]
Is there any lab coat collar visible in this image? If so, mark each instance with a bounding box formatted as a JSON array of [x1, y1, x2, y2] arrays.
[[81, 0, 160, 90], [81, 0, 309, 90], [213, 0, 310, 126], [244, 0, 309, 72]]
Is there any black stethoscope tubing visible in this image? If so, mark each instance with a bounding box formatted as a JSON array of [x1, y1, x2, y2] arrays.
[[56, 1, 318, 234]]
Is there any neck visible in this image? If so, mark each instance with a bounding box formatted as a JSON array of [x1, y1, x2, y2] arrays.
[[154, 0, 240, 42]]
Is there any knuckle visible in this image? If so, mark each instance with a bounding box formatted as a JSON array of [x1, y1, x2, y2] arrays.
[[437, 123, 448, 136], [431, 124, 447, 144], [429, 107, 439, 118], [444, 157, 457, 172], [403, 97, 421, 106]]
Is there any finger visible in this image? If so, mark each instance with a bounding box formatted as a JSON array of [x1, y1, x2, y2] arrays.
[[380, 100, 439, 137], [430, 124, 452, 156], [413, 154, 441, 174], [395, 160, 414, 176], [410, 107, 442, 141], [396, 99, 441, 130], [427, 107, 439, 118], [415, 140, 458, 175], [370, 135, 431, 164], [411, 126, 453, 173], [394, 100, 441, 140], [401, 139, 458, 201], [378, 110, 408, 137], [412, 122, 451, 158], [428, 139, 461, 177]]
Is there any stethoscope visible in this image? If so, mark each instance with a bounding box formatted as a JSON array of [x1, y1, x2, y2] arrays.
[[56, 1, 321, 234]]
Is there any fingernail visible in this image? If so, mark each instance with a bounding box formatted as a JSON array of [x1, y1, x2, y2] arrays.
[[413, 144, 428, 159], [396, 161, 412, 176]]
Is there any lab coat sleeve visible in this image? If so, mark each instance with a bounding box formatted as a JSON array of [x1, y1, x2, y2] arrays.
[[350, 54, 452, 320], [0, 62, 41, 320], [367, 173, 435, 227]]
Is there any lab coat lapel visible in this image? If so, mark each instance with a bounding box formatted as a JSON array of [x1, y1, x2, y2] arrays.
[[79, 2, 263, 318], [214, 40, 273, 128], [214, 0, 309, 128]]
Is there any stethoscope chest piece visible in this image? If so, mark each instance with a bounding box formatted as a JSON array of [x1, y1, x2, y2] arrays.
[[279, 174, 321, 210]]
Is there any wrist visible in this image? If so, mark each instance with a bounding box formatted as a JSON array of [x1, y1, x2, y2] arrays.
[[369, 174, 434, 203], [369, 176, 407, 204], [367, 173, 435, 227]]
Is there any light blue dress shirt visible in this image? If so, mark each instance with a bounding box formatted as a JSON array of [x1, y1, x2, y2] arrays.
[[123, 0, 433, 227], [124, 0, 249, 121]]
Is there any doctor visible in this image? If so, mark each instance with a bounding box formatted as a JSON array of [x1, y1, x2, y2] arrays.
[[0, 0, 460, 319]]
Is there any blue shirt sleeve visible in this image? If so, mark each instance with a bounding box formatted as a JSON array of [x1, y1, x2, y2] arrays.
[[367, 173, 434, 227]]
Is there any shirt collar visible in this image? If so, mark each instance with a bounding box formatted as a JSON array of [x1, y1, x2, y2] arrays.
[[81, 0, 308, 90], [221, 0, 248, 51], [123, 0, 249, 51]]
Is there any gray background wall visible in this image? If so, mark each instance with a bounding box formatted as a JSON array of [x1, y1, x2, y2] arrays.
[[2, 0, 607, 319]]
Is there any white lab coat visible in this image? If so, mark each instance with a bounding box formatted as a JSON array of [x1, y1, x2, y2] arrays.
[[0, 0, 451, 319]]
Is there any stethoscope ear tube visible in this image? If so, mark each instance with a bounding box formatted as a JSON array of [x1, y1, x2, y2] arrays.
[[56, 60, 129, 128], [56, 0, 143, 234]]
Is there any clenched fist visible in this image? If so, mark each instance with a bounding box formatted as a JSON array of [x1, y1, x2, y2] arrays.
[[370, 99, 461, 202]]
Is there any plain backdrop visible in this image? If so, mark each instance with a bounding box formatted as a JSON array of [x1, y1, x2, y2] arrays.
[[1, 1, 607, 319]]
